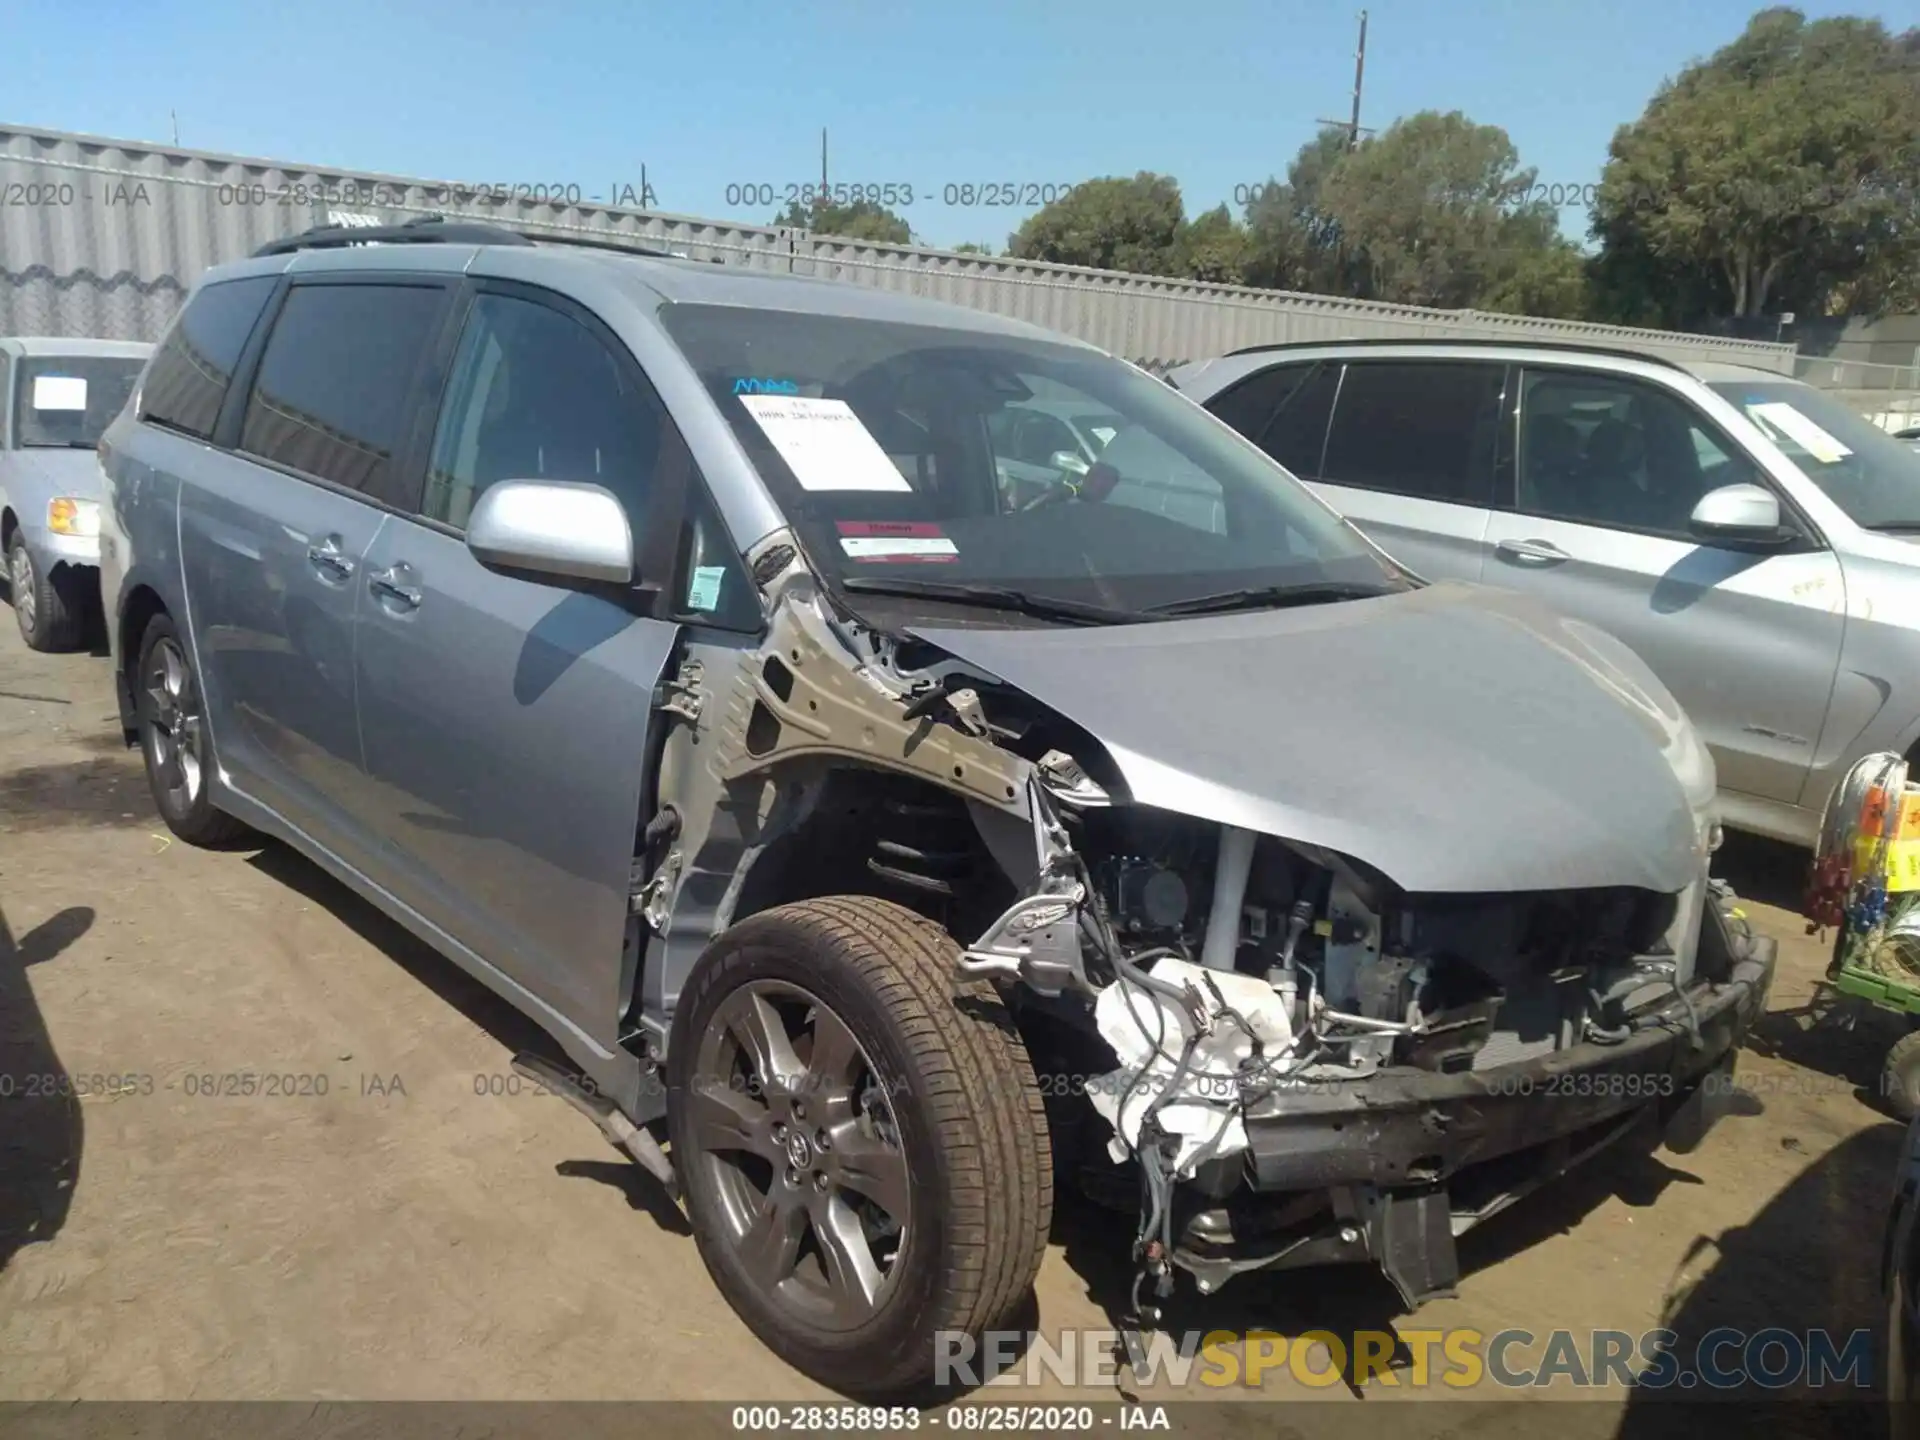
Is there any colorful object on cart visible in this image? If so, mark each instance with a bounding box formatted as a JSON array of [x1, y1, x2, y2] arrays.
[[1856, 785, 1920, 893]]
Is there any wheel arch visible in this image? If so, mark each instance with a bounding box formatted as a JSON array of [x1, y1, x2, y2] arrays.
[[636, 760, 1028, 1063], [116, 584, 171, 743]]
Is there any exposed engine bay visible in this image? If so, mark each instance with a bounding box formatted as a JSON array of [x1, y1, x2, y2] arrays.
[[638, 550, 1772, 1327]]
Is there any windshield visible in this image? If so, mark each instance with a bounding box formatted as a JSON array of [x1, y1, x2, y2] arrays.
[[12, 355, 145, 449], [658, 304, 1395, 616], [1709, 380, 1920, 531]]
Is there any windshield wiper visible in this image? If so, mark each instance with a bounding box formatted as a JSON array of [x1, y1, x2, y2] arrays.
[[1146, 580, 1403, 617], [1864, 522, 1920, 535], [839, 575, 1151, 625]]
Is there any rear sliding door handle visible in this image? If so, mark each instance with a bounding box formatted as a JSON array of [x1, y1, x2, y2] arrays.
[[306, 536, 356, 580]]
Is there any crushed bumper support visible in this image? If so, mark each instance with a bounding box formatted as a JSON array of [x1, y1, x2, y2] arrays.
[[1173, 930, 1776, 1306]]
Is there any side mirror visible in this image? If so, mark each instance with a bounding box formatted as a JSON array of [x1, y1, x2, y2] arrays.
[[466, 480, 634, 585], [1689, 483, 1790, 545], [1051, 450, 1091, 477]]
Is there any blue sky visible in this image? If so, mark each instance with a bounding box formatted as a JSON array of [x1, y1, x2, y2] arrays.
[[10, 0, 1914, 249]]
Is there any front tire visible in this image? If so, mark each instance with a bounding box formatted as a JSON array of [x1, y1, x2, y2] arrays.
[[667, 896, 1052, 1395], [135, 614, 249, 847], [8, 533, 83, 652]]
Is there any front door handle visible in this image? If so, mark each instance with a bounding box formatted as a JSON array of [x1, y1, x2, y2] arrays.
[[368, 564, 422, 611], [307, 535, 356, 581], [1494, 537, 1571, 567]]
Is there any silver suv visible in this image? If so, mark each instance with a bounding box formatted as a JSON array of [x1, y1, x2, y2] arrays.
[[100, 220, 1773, 1394], [1172, 340, 1920, 849]]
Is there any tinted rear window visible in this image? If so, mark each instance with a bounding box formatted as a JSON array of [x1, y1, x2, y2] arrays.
[[1320, 361, 1505, 504], [138, 276, 277, 441], [239, 283, 444, 498]]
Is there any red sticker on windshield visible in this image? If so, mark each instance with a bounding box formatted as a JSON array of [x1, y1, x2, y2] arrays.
[[836, 520, 958, 562]]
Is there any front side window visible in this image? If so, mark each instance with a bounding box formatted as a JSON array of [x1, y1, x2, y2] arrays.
[[1708, 379, 1920, 533], [13, 355, 145, 450], [239, 283, 444, 499], [656, 304, 1394, 617], [423, 293, 665, 530], [1204, 361, 1340, 479], [1519, 370, 1762, 537], [1321, 361, 1504, 505], [137, 275, 277, 441], [425, 293, 759, 629]]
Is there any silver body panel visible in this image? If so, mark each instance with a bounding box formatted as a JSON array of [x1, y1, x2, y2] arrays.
[[1173, 343, 1920, 846], [917, 580, 1716, 896]]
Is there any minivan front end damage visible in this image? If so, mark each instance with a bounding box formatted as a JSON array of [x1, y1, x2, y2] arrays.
[[641, 546, 1775, 1322], [961, 770, 1772, 1311]]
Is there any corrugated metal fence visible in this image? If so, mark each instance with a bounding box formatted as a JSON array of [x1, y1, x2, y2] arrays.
[[0, 123, 1799, 376]]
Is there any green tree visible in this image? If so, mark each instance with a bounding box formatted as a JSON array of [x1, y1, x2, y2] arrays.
[[1241, 126, 1358, 293], [1314, 110, 1565, 310], [1591, 8, 1920, 321], [951, 241, 996, 255], [1175, 204, 1252, 284], [1007, 172, 1188, 275], [773, 196, 912, 245], [1477, 236, 1591, 320], [1241, 116, 1584, 314]]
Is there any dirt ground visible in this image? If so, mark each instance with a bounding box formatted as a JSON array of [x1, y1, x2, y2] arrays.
[[0, 613, 1902, 1435]]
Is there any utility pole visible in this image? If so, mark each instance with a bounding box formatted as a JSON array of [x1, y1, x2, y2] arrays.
[[1315, 11, 1374, 152], [821, 128, 829, 197], [170, 109, 179, 146]]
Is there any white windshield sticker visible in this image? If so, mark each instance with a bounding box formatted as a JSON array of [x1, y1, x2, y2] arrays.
[[31, 375, 88, 411], [738, 396, 912, 493], [841, 536, 959, 560], [1748, 401, 1852, 464]]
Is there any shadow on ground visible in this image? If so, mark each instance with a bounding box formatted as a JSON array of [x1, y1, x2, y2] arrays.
[[0, 901, 92, 1272], [1049, 1116, 1708, 1386], [1715, 830, 1811, 913], [1614, 1121, 1900, 1440], [241, 841, 703, 1228], [0, 753, 150, 832]]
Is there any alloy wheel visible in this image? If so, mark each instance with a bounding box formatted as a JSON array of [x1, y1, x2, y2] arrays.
[[684, 980, 911, 1331], [144, 635, 205, 808], [10, 544, 35, 637]]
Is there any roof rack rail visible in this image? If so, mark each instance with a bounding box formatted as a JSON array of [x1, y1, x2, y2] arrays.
[[252, 214, 533, 257], [254, 212, 725, 263], [1221, 334, 1690, 372], [516, 228, 726, 263]]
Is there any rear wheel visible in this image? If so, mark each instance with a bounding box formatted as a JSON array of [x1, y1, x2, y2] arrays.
[[667, 896, 1051, 1395], [136, 614, 249, 847], [8, 533, 83, 652], [1884, 1030, 1920, 1121]]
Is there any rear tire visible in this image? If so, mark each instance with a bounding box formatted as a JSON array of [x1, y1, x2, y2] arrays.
[[667, 896, 1051, 1395], [135, 614, 250, 847], [8, 533, 83, 652], [1884, 1030, 1920, 1121]]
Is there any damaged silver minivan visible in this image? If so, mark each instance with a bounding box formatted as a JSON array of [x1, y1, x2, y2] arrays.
[[100, 218, 1776, 1394]]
